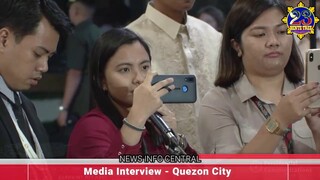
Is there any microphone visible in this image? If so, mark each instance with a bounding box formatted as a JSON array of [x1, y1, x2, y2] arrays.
[[149, 113, 186, 154]]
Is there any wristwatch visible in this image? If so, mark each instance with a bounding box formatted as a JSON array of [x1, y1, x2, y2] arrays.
[[265, 117, 285, 136]]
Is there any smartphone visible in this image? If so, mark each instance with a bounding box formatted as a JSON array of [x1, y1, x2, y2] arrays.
[[305, 49, 320, 108], [151, 74, 197, 103]]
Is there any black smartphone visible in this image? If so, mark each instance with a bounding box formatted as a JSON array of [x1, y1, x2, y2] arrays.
[[151, 74, 197, 103]]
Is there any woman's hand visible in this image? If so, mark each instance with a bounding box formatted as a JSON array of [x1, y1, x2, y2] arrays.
[[128, 71, 175, 125], [305, 108, 320, 132], [157, 105, 177, 131], [273, 82, 320, 128], [122, 71, 175, 146], [305, 108, 320, 153]]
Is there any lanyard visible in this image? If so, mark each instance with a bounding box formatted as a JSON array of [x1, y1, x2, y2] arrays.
[[0, 92, 44, 158], [251, 96, 271, 119], [12, 117, 44, 158]]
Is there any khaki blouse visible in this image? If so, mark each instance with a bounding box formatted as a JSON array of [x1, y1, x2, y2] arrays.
[[199, 75, 316, 154]]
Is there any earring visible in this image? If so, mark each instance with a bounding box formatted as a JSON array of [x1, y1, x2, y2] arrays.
[[237, 50, 242, 57]]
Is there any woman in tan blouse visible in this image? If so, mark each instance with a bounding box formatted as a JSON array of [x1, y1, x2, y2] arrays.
[[198, 0, 320, 154]]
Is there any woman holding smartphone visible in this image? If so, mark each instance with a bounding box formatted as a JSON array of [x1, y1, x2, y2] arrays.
[[199, 0, 320, 154], [67, 28, 196, 158]]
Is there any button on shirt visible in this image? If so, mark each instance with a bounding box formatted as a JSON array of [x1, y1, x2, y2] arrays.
[[127, 3, 222, 152]]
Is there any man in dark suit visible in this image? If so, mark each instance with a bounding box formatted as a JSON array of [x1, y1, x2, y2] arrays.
[[0, 0, 71, 158]]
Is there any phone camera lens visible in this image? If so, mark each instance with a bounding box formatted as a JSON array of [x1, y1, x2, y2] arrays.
[[182, 85, 188, 93], [310, 53, 313, 62], [184, 77, 194, 82]]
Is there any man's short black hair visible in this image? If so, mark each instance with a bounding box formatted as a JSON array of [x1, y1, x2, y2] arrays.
[[0, 0, 72, 42]]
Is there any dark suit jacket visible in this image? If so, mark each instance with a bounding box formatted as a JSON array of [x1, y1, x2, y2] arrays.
[[0, 93, 52, 158]]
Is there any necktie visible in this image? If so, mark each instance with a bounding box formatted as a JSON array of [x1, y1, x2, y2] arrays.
[[13, 92, 35, 151]]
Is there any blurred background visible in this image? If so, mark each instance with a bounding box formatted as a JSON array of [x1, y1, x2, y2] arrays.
[[26, 0, 235, 123]]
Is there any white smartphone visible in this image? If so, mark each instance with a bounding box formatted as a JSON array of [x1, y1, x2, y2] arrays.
[[305, 49, 320, 108]]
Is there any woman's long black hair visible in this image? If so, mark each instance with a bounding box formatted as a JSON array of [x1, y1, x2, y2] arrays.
[[90, 28, 164, 152]]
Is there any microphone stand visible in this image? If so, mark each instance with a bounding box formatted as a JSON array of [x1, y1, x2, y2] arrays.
[[150, 113, 186, 155]]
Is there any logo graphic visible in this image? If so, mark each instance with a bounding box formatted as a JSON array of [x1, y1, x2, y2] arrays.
[[282, 1, 319, 40]]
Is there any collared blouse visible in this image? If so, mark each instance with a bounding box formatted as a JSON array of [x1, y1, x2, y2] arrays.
[[199, 75, 316, 154]]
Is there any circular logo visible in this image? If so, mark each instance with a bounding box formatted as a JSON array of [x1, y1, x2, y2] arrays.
[[282, 2, 319, 40], [287, 7, 315, 34], [182, 85, 188, 93]]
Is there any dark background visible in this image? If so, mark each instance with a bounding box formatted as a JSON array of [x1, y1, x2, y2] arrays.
[[30, 0, 235, 97], [48, 0, 235, 72]]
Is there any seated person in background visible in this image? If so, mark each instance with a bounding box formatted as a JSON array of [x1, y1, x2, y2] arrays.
[[198, 0, 320, 154], [197, 5, 225, 32], [67, 28, 196, 158]]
